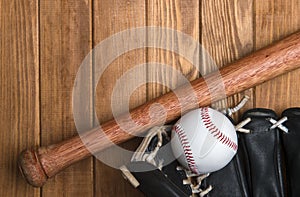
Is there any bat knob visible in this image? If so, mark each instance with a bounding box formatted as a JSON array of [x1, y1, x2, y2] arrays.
[[18, 149, 48, 187]]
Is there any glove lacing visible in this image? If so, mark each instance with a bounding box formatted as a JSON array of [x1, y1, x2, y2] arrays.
[[131, 126, 170, 169], [176, 165, 213, 197], [236, 116, 289, 133]]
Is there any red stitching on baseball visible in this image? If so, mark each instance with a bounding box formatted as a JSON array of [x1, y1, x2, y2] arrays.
[[225, 137, 229, 144], [173, 124, 199, 174], [211, 128, 218, 134], [214, 131, 220, 137], [200, 107, 237, 151]]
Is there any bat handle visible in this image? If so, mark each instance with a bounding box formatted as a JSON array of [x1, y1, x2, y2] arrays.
[[18, 134, 91, 187]]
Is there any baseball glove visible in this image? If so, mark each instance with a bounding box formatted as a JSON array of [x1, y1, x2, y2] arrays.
[[121, 107, 297, 197]]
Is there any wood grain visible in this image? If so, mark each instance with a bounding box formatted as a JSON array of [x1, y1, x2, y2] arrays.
[[93, 0, 146, 196], [255, 0, 300, 112], [201, 0, 254, 120], [40, 0, 93, 196], [147, 0, 200, 99], [0, 0, 40, 196]]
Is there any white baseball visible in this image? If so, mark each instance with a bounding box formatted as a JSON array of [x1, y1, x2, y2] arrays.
[[171, 107, 238, 174]]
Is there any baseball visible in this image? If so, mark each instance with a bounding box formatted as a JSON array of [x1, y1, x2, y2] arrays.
[[171, 107, 238, 174]]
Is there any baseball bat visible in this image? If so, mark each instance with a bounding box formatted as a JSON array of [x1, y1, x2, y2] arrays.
[[19, 31, 300, 187]]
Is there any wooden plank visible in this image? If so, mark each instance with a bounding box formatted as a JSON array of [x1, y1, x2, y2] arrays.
[[254, 0, 300, 113], [0, 0, 40, 196], [40, 0, 93, 196], [201, 0, 254, 119], [147, 0, 200, 99], [93, 0, 146, 196]]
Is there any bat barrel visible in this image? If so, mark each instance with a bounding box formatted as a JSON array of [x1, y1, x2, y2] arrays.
[[18, 31, 300, 187]]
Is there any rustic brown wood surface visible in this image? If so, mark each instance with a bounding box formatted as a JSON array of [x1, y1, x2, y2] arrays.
[[1, 0, 300, 196], [0, 1, 40, 196], [39, 0, 93, 196]]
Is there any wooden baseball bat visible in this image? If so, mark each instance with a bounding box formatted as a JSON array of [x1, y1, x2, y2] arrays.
[[19, 31, 300, 187]]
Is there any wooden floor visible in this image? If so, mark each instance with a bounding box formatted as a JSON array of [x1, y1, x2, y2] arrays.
[[1, 0, 299, 196]]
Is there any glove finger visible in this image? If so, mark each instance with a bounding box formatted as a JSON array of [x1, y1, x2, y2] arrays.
[[281, 108, 300, 197], [239, 108, 286, 197]]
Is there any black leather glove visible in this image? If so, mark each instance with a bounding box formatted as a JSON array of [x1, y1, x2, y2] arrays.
[[239, 108, 286, 197], [281, 108, 300, 197]]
